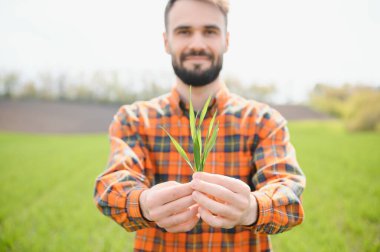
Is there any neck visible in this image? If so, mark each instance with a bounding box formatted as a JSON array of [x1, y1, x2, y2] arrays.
[[175, 77, 225, 111]]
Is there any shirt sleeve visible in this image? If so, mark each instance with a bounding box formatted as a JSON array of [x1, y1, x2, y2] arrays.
[[246, 108, 306, 234], [93, 105, 155, 231]]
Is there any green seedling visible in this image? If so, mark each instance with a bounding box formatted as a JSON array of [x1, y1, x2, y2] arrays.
[[161, 87, 219, 172]]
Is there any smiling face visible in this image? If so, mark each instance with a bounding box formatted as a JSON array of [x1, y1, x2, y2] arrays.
[[164, 0, 229, 87]]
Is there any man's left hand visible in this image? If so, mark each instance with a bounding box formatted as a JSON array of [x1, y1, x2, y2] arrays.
[[190, 172, 258, 229]]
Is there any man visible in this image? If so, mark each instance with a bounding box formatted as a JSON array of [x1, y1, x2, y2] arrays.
[[94, 0, 306, 251]]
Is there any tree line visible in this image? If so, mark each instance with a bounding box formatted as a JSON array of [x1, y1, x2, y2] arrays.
[[0, 70, 277, 105], [1, 70, 379, 131]]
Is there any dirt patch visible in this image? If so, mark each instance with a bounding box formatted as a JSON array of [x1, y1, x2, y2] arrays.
[[271, 104, 332, 121], [0, 99, 118, 134], [0, 99, 331, 134]]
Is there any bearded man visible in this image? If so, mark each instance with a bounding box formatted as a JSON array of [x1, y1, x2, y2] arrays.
[[94, 0, 306, 251]]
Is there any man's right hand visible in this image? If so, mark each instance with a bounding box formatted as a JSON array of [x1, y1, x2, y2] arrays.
[[139, 181, 199, 233]]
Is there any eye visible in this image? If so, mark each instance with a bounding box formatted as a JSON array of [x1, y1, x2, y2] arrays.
[[205, 29, 218, 36], [177, 30, 191, 35]]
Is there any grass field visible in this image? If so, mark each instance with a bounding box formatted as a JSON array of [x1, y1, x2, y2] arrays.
[[0, 121, 379, 251]]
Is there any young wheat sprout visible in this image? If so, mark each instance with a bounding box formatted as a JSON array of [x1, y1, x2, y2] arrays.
[[161, 87, 219, 172]]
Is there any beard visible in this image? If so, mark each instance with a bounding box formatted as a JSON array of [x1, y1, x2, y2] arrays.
[[172, 50, 223, 87]]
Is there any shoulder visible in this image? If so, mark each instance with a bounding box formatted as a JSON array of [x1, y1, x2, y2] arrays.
[[226, 93, 285, 122], [226, 93, 287, 136], [113, 93, 172, 124]]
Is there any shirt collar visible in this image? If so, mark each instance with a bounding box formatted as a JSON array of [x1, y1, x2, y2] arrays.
[[168, 85, 230, 118]]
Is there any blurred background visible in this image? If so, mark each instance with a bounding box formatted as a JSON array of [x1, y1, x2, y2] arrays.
[[0, 0, 379, 251]]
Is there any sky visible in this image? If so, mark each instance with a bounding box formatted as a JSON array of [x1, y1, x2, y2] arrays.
[[0, 0, 379, 103]]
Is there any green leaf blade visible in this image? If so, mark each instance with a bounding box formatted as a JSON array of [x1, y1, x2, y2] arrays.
[[199, 96, 212, 126], [189, 87, 196, 141], [203, 122, 219, 167], [193, 132, 201, 171], [197, 129, 203, 171], [207, 110, 218, 140], [197, 129, 202, 157], [164, 87, 219, 173], [160, 127, 194, 171]]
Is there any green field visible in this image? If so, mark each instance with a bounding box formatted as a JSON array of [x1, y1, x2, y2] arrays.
[[0, 121, 379, 251]]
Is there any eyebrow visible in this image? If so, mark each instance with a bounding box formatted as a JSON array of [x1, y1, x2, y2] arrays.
[[174, 25, 192, 32], [173, 25, 221, 32], [204, 25, 221, 31]]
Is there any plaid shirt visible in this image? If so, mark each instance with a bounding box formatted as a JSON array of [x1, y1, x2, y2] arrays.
[[94, 86, 306, 251]]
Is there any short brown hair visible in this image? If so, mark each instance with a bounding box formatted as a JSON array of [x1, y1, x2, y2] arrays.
[[164, 0, 229, 29]]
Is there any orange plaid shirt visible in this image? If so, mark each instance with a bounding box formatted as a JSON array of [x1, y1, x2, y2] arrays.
[[94, 86, 306, 251]]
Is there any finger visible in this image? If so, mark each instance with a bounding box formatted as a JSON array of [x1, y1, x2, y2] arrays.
[[145, 181, 180, 208], [165, 211, 200, 233], [198, 206, 235, 229], [159, 182, 193, 204], [193, 172, 250, 194], [153, 181, 179, 189], [156, 204, 199, 228], [165, 216, 199, 233], [192, 191, 240, 220], [150, 195, 196, 220], [149, 182, 193, 206], [191, 179, 247, 209]]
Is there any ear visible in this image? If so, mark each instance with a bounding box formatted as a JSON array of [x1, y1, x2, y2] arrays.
[[163, 32, 170, 54], [224, 31, 230, 53]]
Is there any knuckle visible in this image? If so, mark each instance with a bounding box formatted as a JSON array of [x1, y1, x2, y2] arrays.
[[168, 213, 187, 228], [170, 217, 181, 227], [219, 207, 229, 217], [243, 184, 251, 195], [208, 217, 222, 228], [225, 223, 235, 229], [227, 223, 235, 229], [156, 221, 164, 227], [170, 190, 179, 199], [184, 221, 197, 231], [236, 196, 249, 210], [178, 211, 191, 223], [149, 210, 159, 220]]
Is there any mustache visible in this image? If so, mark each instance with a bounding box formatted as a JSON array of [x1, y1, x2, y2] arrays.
[[180, 51, 213, 62]]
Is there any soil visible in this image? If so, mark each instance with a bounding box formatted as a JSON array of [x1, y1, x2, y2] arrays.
[[0, 99, 331, 134]]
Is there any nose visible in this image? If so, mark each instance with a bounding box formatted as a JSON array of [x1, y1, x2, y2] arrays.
[[188, 32, 207, 51]]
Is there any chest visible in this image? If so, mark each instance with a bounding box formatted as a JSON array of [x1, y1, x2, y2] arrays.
[[142, 115, 257, 185]]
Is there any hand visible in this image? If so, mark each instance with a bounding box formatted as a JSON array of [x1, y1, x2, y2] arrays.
[[191, 172, 258, 229], [139, 181, 200, 233]]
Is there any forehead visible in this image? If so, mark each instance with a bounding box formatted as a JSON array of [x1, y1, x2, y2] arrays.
[[167, 0, 225, 30]]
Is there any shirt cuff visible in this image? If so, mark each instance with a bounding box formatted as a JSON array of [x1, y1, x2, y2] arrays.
[[252, 191, 274, 226], [127, 189, 156, 228], [241, 191, 273, 230]]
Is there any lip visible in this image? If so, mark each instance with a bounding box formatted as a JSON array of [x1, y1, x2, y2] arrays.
[[186, 56, 209, 59], [184, 56, 210, 62]]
